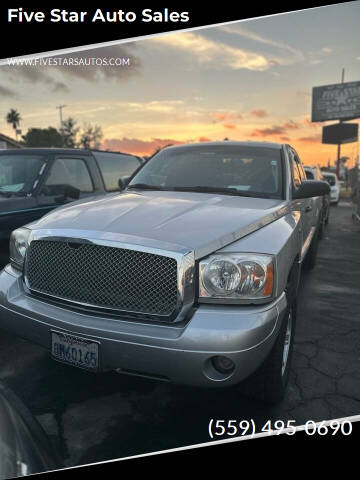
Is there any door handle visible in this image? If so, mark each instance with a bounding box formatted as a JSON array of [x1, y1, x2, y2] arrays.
[[305, 205, 312, 212]]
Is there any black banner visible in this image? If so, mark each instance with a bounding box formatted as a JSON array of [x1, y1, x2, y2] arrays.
[[0, 2, 344, 58]]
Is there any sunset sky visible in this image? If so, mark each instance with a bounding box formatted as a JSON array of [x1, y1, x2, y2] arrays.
[[1, 2, 360, 166]]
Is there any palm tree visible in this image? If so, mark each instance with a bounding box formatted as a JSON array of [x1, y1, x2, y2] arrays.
[[6, 109, 21, 140]]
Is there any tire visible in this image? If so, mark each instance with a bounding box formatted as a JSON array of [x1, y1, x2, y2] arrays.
[[318, 215, 325, 240], [302, 227, 319, 271], [325, 208, 330, 225], [238, 297, 297, 404], [325, 202, 330, 227]]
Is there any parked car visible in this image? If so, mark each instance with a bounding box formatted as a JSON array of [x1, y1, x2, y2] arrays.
[[0, 381, 59, 478], [0, 142, 329, 404], [322, 171, 340, 205], [0, 148, 143, 257], [304, 165, 330, 237]]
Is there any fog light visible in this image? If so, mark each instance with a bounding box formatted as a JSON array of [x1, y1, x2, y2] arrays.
[[211, 356, 235, 374]]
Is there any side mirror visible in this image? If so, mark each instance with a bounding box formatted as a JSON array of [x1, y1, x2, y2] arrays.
[[65, 184, 81, 200], [118, 177, 130, 191], [293, 180, 330, 199], [54, 184, 80, 204]]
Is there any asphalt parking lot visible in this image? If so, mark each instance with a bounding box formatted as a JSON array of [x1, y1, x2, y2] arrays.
[[0, 201, 359, 466]]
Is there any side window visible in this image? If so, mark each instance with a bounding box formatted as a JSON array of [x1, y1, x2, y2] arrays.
[[289, 149, 302, 189], [293, 151, 306, 182], [44, 158, 93, 193], [93, 151, 141, 191]]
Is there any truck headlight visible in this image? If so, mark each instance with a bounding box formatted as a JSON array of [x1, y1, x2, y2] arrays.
[[9, 228, 31, 270], [199, 253, 274, 303]]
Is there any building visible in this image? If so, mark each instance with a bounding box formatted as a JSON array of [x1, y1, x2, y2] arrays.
[[0, 133, 23, 149]]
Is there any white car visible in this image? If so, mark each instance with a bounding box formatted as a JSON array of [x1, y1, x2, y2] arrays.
[[304, 165, 330, 233], [322, 172, 340, 204]]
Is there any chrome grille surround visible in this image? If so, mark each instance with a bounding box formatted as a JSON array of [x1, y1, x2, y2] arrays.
[[23, 229, 195, 323]]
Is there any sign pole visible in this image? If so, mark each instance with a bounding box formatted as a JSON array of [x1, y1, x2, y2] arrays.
[[336, 68, 345, 180], [336, 144, 341, 179]]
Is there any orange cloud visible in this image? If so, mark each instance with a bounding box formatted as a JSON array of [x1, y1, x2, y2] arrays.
[[251, 109, 267, 118], [251, 120, 299, 138], [283, 120, 299, 130], [199, 136, 211, 142], [302, 117, 322, 129], [297, 134, 322, 143], [102, 137, 183, 156], [212, 112, 232, 122], [251, 125, 286, 137], [211, 112, 243, 123], [224, 124, 237, 130]]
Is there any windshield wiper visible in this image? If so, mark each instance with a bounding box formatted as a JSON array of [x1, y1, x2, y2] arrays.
[[127, 184, 274, 198], [171, 186, 273, 198], [127, 183, 171, 191], [173, 186, 237, 194]]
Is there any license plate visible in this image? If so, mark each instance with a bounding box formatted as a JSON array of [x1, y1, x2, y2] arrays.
[[51, 331, 100, 372]]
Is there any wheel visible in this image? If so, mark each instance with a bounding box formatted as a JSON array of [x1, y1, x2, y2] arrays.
[[238, 298, 297, 404], [303, 227, 319, 271]]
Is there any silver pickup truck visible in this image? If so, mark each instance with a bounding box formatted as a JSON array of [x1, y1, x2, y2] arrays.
[[0, 141, 329, 403]]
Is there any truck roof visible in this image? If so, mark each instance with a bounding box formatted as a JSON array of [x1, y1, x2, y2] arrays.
[[0, 148, 139, 157], [162, 141, 283, 151]]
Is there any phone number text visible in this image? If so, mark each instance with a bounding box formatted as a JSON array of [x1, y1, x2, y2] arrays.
[[208, 419, 352, 438]]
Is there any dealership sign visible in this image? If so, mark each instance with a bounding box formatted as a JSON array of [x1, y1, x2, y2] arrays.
[[322, 122, 358, 145], [312, 81, 360, 122]]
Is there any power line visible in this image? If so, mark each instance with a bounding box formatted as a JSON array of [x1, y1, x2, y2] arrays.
[[56, 104, 67, 146], [56, 104, 67, 129]]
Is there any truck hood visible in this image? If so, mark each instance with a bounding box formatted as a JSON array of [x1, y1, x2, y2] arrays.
[[32, 190, 288, 259]]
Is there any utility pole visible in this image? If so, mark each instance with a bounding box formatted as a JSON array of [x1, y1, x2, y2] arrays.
[[56, 104, 66, 145], [336, 68, 345, 180]]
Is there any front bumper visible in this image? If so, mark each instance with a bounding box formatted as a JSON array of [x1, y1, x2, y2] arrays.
[[0, 266, 287, 387]]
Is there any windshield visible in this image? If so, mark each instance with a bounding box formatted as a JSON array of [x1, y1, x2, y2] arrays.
[[128, 145, 283, 199], [323, 174, 336, 186], [0, 154, 46, 194]]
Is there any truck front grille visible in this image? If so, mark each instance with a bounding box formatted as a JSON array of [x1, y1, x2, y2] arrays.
[[25, 240, 179, 317]]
